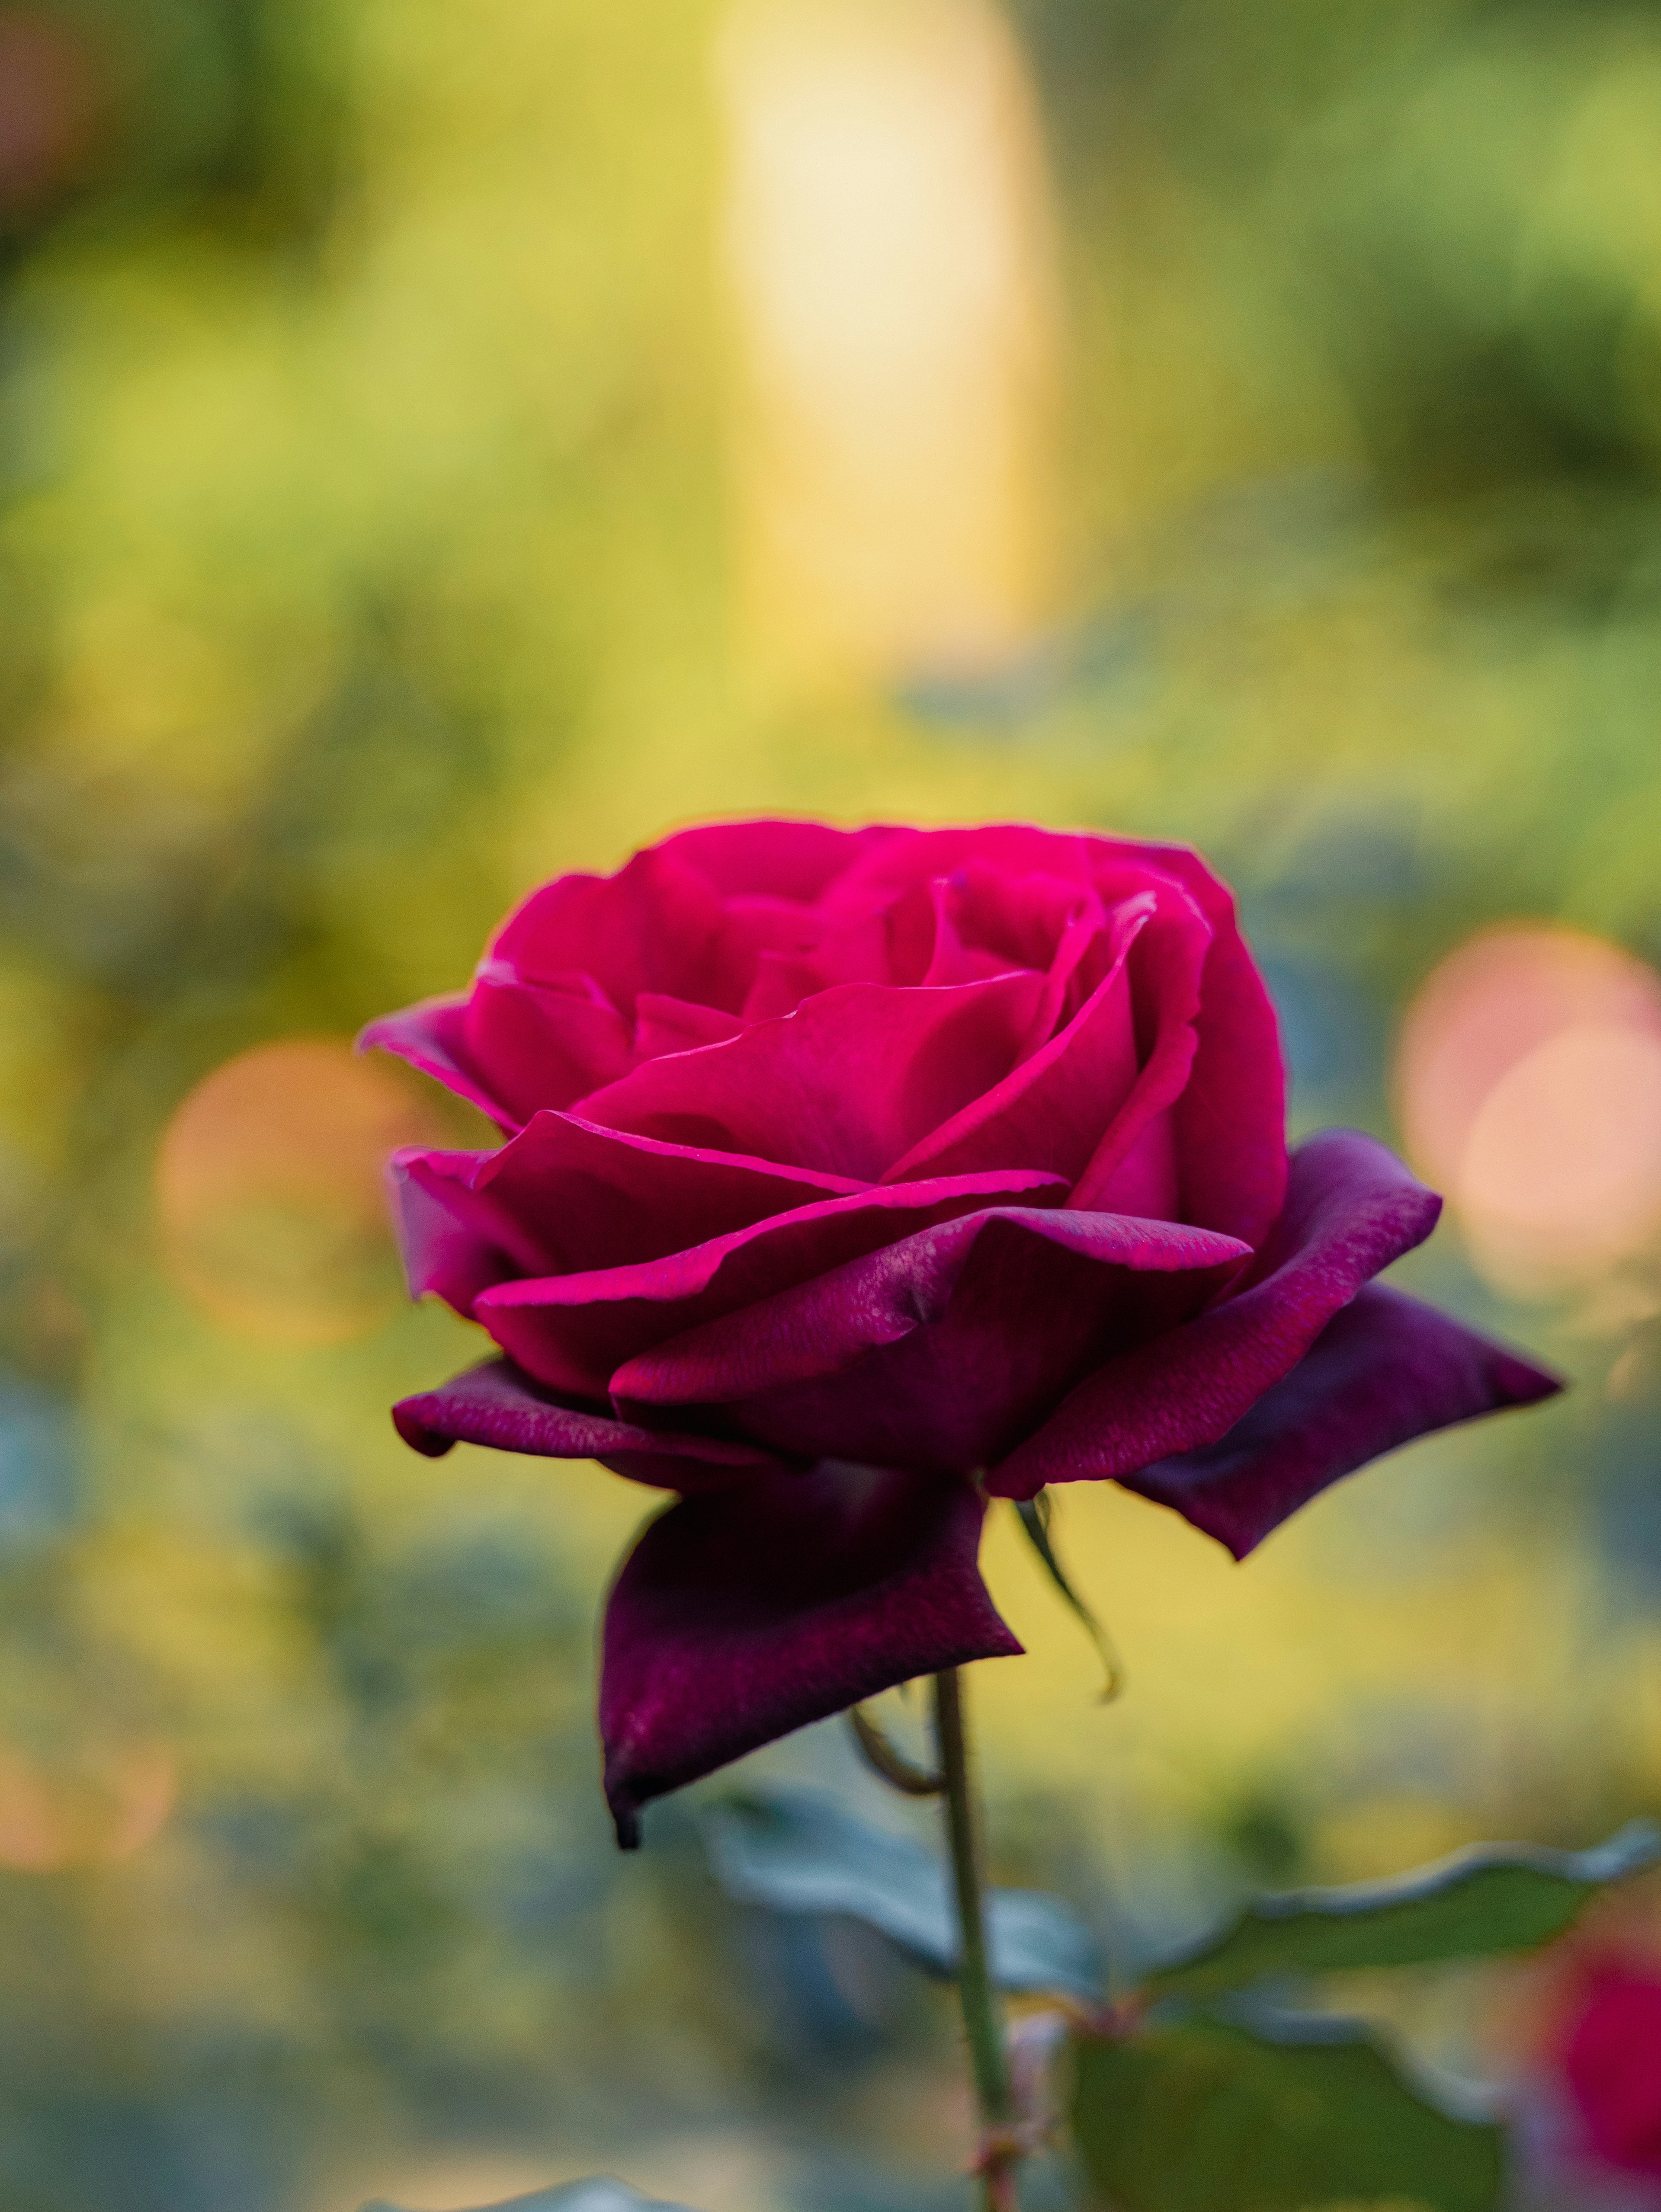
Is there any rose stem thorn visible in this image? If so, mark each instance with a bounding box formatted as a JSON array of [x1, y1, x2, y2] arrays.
[[933, 1666, 1022, 2212]]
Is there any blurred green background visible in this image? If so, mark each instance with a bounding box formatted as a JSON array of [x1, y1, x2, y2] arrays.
[[3, 0, 1661, 2206]]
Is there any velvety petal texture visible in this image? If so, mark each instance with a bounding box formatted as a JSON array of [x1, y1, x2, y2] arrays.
[[365, 818, 1563, 1831], [599, 1463, 1020, 1846], [1120, 1284, 1562, 1558]]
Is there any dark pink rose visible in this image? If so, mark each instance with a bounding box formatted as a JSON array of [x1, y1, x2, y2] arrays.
[[1562, 1965, 1661, 2176], [363, 820, 1558, 1843]]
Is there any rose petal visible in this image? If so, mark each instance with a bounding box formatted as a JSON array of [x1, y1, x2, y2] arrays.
[[575, 972, 1050, 1180], [661, 818, 899, 901], [599, 1462, 1021, 1846], [1123, 1284, 1562, 1557], [390, 1112, 867, 1317], [491, 845, 729, 1009], [461, 965, 634, 1125], [614, 1207, 1250, 1473], [1066, 880, 1208, 1214], [475, 1168, 1069, 1397], [391, 1356, 791, 1490], [881, 893, 1151, 1186], [388, 1148, 552, 1314], [1096, 840, 1287, 1248], [632, 993, 744, 1059], [987, 1129, 1444, 1501], [359, 992, 516, 1129]]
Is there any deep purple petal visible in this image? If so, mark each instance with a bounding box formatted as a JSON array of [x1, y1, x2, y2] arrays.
[[391, 1356, 790, 1490], [599, 1463, 1021, 1845], [987, 1129, 1443, 1502], [613, 1209, 1250, 1473], [1124, 1284, 1562, 1557], [476, 1168, 1068, 1398]]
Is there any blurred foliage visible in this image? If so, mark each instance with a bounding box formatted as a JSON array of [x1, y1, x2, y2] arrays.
[[0, 0, 1660, 2206]]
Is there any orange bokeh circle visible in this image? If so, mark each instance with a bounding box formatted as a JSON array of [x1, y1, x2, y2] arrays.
[[155, 1037, 447, 1343]]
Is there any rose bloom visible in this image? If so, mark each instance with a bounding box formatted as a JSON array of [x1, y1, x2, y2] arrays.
[[363, 821, 1557, 1844], [1562, 1964, 1661, 2179]]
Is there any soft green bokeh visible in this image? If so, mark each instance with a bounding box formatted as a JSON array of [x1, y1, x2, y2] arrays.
[[1, 2, 1658, 2206]]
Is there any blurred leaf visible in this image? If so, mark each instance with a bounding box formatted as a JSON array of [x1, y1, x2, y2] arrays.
[[362, 2183, 699, 2212], [1070, 2016, 1505, 2212], [703, 1788, 1103, 2000], [1147, 1820, 1660, 1998]]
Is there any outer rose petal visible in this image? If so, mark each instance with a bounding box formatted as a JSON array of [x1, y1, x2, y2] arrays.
[[660, 818, 900, 902], [391, 1356, 791, 1491], [613, 1208, 1250, 1474], [491, 845, 728, 1010], [987, 1129, 1444, 1502], [476, 1169, 1069, 1398], [462, 965, 633, 1126], [359, 992, 515, 1128], [390, 1113, 863, 1315], [599, 1463, 1021, 1846], [1122, 1284, 1562, 1557]]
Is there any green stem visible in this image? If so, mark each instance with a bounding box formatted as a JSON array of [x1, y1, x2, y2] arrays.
[[933, 1668, 1022, 2212]]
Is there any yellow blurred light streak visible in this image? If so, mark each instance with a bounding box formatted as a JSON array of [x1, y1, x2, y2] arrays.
[[719, 0, 1062, 688], [154, 1038, 445, 1345], [1397, 924, 1661, 1295]]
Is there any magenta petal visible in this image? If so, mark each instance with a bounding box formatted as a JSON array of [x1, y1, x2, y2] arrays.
[[1123, 1284, 1563, 1558], [576, 973, 1049, 1180], [661, 818, 900, 901], [987, 1129, 1444, 1502], [491, 845, 728, 1012], [1097, 841, 1287, 1248], [390, 1114, 862, 1322], [599, 1463, 1021, 1846], [475, 1168, 1068, 1398], [463, 965, 634, 1124], [359, 993, 515, 1128], [388, 1147, 551, 1315], [613, 1208, 1250, 1473], [880, 894, 1149, 1185], [476, 1111, 864, 1265], [391, 1357, 789, 1490], [1068, 885, 1207, 1213]]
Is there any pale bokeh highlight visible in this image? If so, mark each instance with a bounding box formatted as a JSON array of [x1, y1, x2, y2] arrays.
[[720, 0, 1062, 688], [155, 1038, 446, 1344], [1397, 924, 1661, 1294]]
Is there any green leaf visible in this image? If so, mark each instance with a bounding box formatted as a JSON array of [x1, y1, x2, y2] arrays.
[[1147, 1819, 1661, 1999], [360, 2184, 698, 2212], [703, 1786, 1103, 1999], [1071, 2016, 1505, 2212]]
